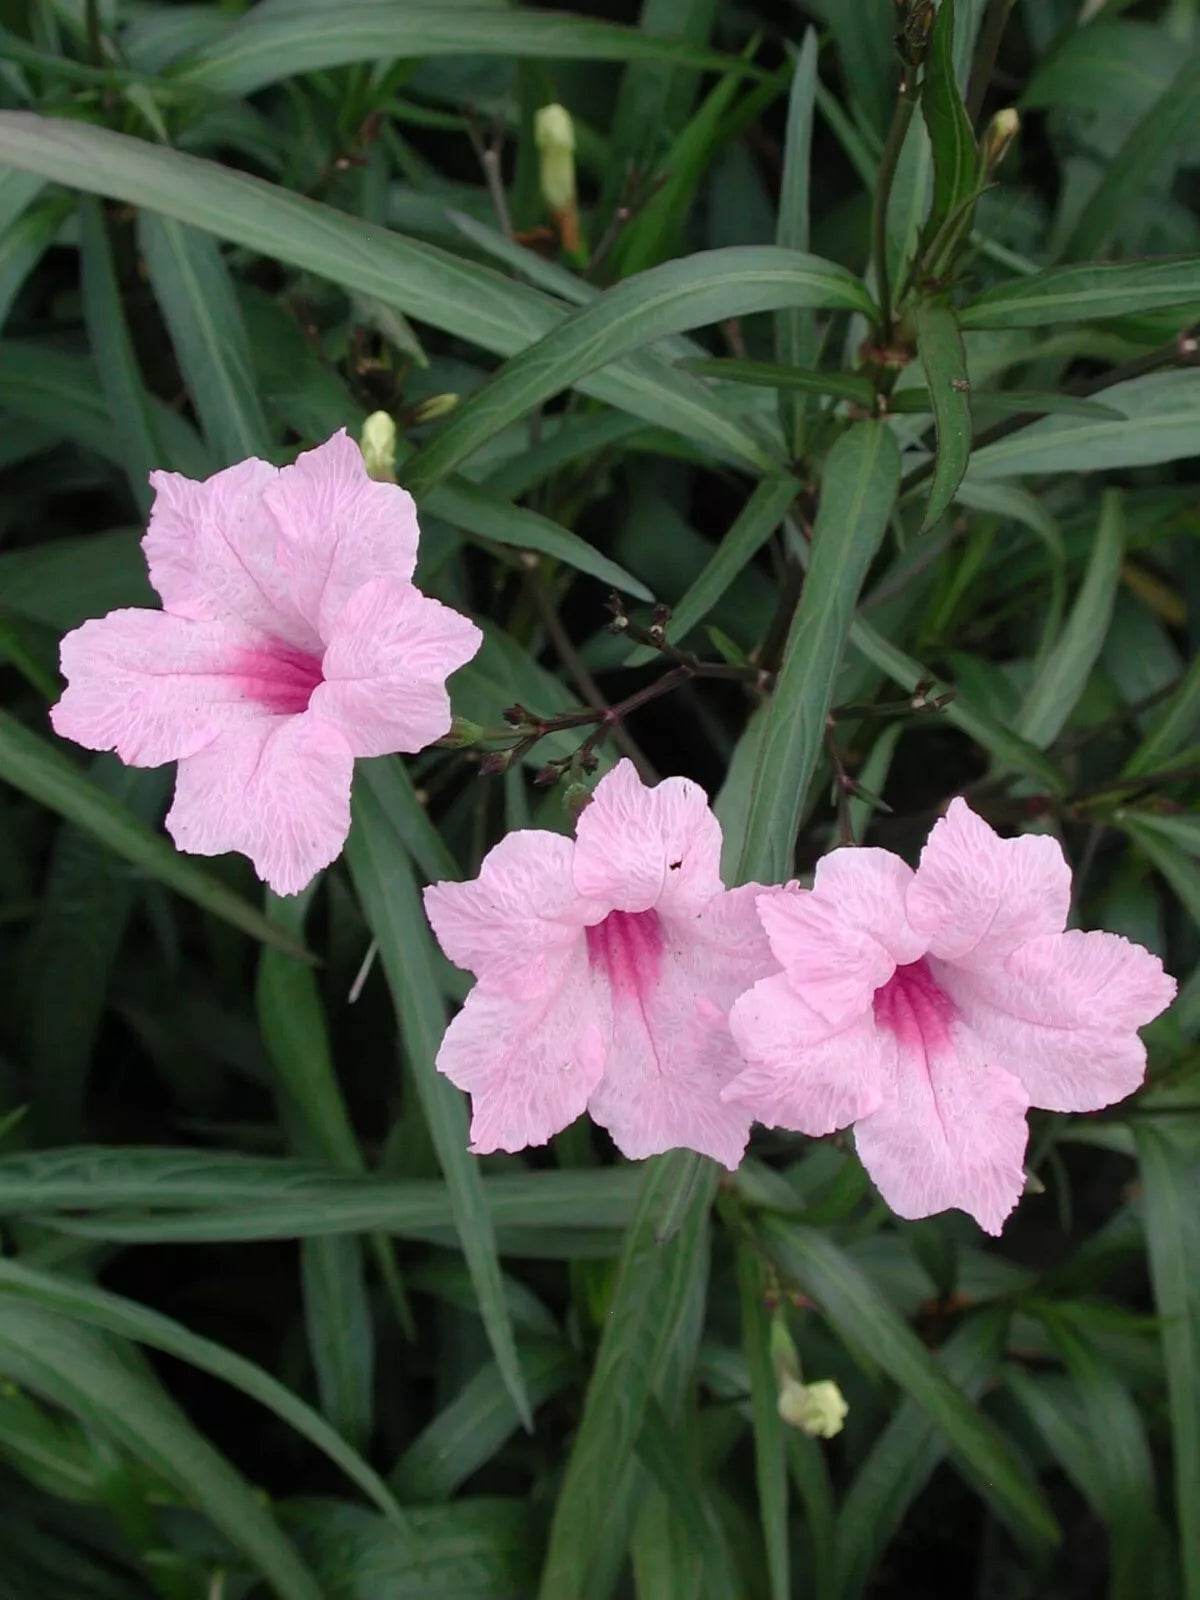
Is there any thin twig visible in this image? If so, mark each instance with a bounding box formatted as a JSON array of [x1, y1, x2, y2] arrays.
[[465, 101, 514, 240], [966, 0, 1017, 124]]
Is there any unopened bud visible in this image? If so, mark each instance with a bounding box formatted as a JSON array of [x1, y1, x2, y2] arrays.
[[777, 1377, 848, 1439], [534, 763, 560, 787], [360, 411, 397, 482], [981, 107, 1019, 174], [564, 781, 592, 819], [439, 716, 485, 748], [412, 392, 459, 425], [535, 103, 580, 254], [478, 749, 513, 776]]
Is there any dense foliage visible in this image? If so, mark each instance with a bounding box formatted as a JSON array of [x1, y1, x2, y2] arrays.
[[1, 0, 1199, 1595]]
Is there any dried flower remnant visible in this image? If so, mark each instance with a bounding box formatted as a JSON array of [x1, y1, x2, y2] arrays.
[[725, 800, 1175, 1233], [423, 760, 777, 1167], [51, 430, 481, 894]]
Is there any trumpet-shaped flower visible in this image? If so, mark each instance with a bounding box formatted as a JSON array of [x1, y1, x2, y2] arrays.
[[725, 800, 1175, 1233], [423, 760, 776, 1167], [50, 431, 481, 894]]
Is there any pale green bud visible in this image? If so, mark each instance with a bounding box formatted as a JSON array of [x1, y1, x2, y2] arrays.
[[412, 392, 460, 424], [981, 107, 1019, 174], [360, 411, 397, 482], [777, 1377, 848, 1439], [535, 104, 577, 212]]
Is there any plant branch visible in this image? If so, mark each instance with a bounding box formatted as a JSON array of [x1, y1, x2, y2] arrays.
[[966, 0, 1017, 123]]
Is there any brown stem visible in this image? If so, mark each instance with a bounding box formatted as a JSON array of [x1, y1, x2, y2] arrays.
[[966, 0, 1017, 124]]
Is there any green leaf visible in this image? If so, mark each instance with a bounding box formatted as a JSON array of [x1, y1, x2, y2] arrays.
[[1016, 489, 1124, 748], [285, 1496, 539, 1599], [835, 1311, 1007, 1599], [1123, 651, 1200, 779], [0, 113, 766, 468], [78, 198, 161, 512], [0, 1258, 406, 1526], [0, 1304, 323, 1600], [537, 1152, 717, 1599], [764, 1223, 1058, 1548], [776, 28, 820, 454], [1135, 1116, 1200, 1600], [920, 0, 979, 238], [959, 257, 1200, 329], [913, 298, 971, 531], [822, 0, 897, 137], [0, 530, 152, 630], [849, 617, 1069, 792], [679, 356, 874, 405], [0, 191, 72, 332], [635, 1398, 739, 1600], [738, 422, 900, 884], [737, 1245, 788, 1600], [896, 388, 1124, 421], [625, 473, 800, 667], [1063, 57, 1200, 262], [345, 761, 530, 1429], [402, 247, 874, 496], [139, 213, 273, 465], [1122, 820, 1200, 929], [1116, 811, 1200, 859], [0, 711, 310, 957], [965, 370, 1200, 479], [392, 1344, 576, 1504], [426, 476, 653, 600], [174, 5, 762, 97]]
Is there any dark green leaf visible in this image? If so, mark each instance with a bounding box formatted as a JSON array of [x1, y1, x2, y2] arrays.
[[959, 258, 1200, 329], [913, 298, 971, 531]]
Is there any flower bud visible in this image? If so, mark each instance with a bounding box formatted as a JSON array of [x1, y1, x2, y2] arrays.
[[777, 1377, 849, 1439], [438, 716, 485, 748], [981, 107, 1019, 174], [360, 411, 397, 482], [535, 103, 580, 253], [412, 392, 459, 425]]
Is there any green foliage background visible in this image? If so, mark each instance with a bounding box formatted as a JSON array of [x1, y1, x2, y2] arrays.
[[0, 0, 1199, 1595]]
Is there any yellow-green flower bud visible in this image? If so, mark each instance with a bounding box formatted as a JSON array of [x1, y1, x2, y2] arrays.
[[360, 411, 397, 482], [535, 103, 580, 253], [411, 392, 460, 425], [777, 1377, 848, 1439], [981, 107, 1020, 174]]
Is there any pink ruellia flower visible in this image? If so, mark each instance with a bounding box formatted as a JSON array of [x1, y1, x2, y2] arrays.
[[725, 800, 1176, 1233], [50, 431, 481, 895], [422, 759, 777, 1167]]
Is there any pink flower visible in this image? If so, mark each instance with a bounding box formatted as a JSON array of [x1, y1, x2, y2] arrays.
[[50, 431, 481, 895], [423, 759, 777, 1167], [725, 800, 1176, 1233]]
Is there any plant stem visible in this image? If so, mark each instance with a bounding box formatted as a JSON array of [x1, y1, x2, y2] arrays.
[[966, 0, 1017, 124], [870, 73, 921, 342]]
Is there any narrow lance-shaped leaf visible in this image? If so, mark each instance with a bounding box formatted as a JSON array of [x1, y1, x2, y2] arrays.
[[959, 257, 1200, 329], [1016, 489, 1124, 749], [738, 1244, 789, 1600], [345, 760, 531, 1429], [920, 0, 979, 240], [402, 246, 875, 496], [913, 297, 971, 531], [138, 212, 273, 466], [775, 27, 819, 455], [738, 422, 900, 885]]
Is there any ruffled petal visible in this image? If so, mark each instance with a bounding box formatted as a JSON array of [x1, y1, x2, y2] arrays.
[[435, 945, 607, 1155], [938, 929, 1176, 1112], [423, 831, 597, 998], [853, 1021, 1030, 1235], [263, 430, 420, 641], [167, 712, 353, 895], [51, 609, 281, 766], [144, 469, 222, 620], [907, 798, 1071, 971], [572, 760, 724, 917], [313, 576, 482, 757], [755, 849, 923, 1030], [726, 973, 889, 1135]]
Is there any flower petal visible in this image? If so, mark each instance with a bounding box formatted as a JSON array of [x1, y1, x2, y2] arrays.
[[938, 929, 1176, 1112], [51, 609, 282, 766], [144, 468, 223, 621], [313, 577, 482, 757], [264, 430, 420, 641], [726, 973, 889, 1135], [572, 760, 724, 916], [907, 798, 1071, 970], [423, 831, 597, 998], [853, 1022, 1030, 1235], [167, 712, 353, 895], [584, 888, 773, 1168], [435, 946, 607, 1155], [755, 849, 923, 1029]]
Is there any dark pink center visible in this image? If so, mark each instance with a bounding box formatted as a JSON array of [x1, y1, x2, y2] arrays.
[[232, 643, 324, 715], [585, 909, 663, 1005], [873, 958, 955, 1056]]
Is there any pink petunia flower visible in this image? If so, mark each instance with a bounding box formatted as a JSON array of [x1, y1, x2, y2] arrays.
[[725, 799, 1176, 1233], [423, 759, 777, 1167], [50, 430, 481, 895]]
